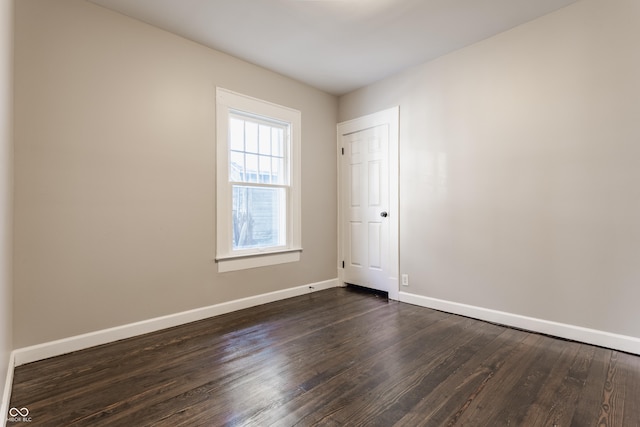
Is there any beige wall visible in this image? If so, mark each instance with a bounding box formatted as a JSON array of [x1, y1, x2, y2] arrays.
[[340, 0, 640, 338], [14, 0, 338, 348], [0, 0, 13, 402]]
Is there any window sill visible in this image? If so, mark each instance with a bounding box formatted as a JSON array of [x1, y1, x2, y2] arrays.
[[216, 248, 302, 272]]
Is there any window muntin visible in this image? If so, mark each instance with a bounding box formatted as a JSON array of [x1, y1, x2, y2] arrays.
[[229, 113, 287, 186]]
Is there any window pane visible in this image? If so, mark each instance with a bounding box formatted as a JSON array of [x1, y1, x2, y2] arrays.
[[232, 186, 286, 250], [259, 125, 271, 155], [229, 151, 245, 181], [259, 156, 271, 183], [230, 118, 245, 151], [245, 154, 258, 183], [272, 128, 283, 157], [245, 121, 258, 153], [272, 157, 285, 185]]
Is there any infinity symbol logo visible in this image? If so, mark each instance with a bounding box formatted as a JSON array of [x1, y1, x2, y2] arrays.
[[9, 407, 29, 417]]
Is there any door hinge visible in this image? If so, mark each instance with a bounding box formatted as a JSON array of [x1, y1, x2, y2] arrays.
[[341, 147, 344, 155], [342, 261, 345, 268]]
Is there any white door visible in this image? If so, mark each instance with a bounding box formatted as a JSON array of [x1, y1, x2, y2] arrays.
[[338, 108, 399, 299]]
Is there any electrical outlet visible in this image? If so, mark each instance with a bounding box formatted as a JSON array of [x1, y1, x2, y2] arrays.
[[401, 274, 409, 286]]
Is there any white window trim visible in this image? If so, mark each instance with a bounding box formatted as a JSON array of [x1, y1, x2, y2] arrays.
[[216, 88, 302, 272]]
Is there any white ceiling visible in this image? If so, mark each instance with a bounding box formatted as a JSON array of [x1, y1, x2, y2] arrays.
[[88, 0, 580, 95]]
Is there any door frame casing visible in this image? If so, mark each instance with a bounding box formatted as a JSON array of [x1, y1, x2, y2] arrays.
[[337, 107, 400, 301]]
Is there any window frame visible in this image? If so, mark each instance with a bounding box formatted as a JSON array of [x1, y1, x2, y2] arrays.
[[216, 88, 302, 272]]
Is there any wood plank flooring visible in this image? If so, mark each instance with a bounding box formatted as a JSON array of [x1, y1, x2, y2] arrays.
[[9, 286, 640, 426]]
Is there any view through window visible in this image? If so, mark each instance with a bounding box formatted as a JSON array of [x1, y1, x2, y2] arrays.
[[229, 112, 288, 250]]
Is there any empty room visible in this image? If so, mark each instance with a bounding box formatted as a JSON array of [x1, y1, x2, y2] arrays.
[[1, 0, 640, 425]]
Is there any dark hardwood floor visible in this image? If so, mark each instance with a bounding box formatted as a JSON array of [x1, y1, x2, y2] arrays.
[[9, 286, 640, 426]]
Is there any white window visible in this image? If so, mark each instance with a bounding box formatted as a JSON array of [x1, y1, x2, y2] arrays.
[[216, 88, 301, 272]]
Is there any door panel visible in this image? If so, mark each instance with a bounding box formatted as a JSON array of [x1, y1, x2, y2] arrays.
[[368, 222, 382, 269], [350, 223, 363, 266], [342, 124, 390, 292]]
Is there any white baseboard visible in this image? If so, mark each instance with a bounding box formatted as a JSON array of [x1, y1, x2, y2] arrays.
[[13, 279, 338, 367], [399, 291, 640, 356], [1, 351, 14, 427]]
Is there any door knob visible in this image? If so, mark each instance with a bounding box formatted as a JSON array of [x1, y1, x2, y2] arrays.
[[380, 211, 388, 218]]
